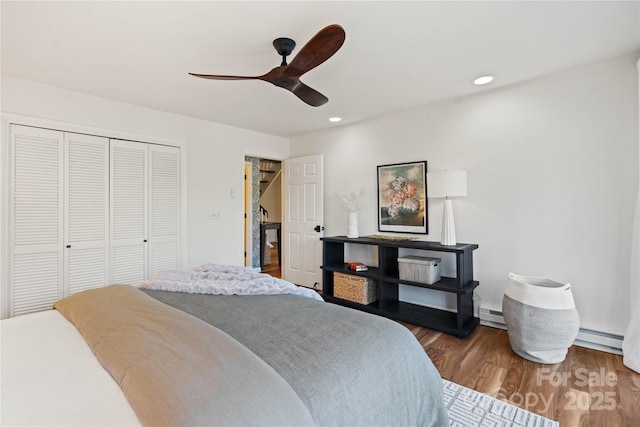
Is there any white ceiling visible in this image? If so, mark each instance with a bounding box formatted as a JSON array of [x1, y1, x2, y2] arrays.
[[2, 1, 639, 138]]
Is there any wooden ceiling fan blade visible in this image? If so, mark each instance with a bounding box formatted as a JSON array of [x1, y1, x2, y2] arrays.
[[189, 72, 261, 80], [286, 24, 345, 77], [290, 82, 328, 107]]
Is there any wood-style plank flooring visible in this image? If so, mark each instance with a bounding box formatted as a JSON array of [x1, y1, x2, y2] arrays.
[[260, 249, 281, 278], [263, 247, 640, 426], [400, 322, 639, 426]]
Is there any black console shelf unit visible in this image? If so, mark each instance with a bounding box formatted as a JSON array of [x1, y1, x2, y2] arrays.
[[321, 236, 480, 338]]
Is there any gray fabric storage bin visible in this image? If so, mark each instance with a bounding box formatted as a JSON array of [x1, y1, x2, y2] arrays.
[[502, 272, 580, 364], [398, 256, 441, 284]]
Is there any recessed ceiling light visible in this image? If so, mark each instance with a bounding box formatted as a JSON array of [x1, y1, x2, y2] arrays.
[[329, 117, 342, 122], [473, 75, 494, 85]]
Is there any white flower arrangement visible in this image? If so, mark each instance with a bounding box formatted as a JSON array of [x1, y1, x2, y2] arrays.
[[339, 187, 366, 213]]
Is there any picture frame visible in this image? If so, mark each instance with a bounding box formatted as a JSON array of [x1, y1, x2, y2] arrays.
[[377, 161, 428, 234]]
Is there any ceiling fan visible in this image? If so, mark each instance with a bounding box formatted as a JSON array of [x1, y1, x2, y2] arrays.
[[189, 24, 345, 107]]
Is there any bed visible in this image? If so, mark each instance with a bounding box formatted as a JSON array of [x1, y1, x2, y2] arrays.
[[1, 265, 450, 426]]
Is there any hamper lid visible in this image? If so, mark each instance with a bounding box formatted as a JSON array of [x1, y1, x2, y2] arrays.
[[397, 255, 440, 265]]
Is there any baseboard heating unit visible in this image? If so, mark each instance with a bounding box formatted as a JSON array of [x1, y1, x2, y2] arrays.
[[478, 308, 624, 355]]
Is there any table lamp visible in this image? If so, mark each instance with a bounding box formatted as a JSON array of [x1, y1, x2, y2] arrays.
[[427, 170, 467, 245]]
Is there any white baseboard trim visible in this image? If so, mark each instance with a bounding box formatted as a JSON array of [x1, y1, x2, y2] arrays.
[[479, 308, 623, 356]]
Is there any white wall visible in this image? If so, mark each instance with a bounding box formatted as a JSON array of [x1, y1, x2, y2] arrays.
[[290, 53, 639, 335], [2, 54, 637, 336], [1, 75, 289, 271]]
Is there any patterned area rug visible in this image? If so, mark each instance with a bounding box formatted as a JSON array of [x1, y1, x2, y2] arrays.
[[443, 380, 559, 427]]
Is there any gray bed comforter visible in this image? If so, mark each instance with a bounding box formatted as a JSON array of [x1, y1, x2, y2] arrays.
[[143, 290, 450, 427]]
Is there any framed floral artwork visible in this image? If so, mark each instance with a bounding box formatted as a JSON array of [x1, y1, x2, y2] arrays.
[[377, 161, 428, 234]]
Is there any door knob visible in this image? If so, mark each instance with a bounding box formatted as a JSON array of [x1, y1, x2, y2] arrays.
[[314, 225, 324, 232]]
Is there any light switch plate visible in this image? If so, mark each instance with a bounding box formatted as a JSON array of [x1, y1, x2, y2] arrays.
[[207, 210, 223, 220]]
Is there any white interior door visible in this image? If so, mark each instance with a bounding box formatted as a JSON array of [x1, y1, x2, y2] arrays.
[[9, 125, 64, 316], [64, 133, 109, 295], [110, 139, 148, 285], [283, 154, 324, 289]]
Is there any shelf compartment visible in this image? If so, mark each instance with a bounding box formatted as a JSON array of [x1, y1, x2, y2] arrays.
[[323, 295, 381, 313], [322, 264, 383, 277], [394, 277, 479, 294], [382, 301, 479, 338], [322, 296, 478, 338], [320, 236, 478, 253], [322, 264, 477, 295]]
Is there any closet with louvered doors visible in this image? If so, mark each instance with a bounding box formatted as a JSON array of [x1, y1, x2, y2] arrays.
[[110, 140, 180, 285], [7, 124, 181, 317], [9, 125, 109, 316]]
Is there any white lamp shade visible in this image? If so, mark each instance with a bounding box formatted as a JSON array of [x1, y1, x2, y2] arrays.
[[427, 170, 467, 198]]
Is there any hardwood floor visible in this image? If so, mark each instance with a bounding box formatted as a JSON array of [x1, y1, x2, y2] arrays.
[[262, 246, 639, 425], [400, 322, 640, 426], [261, 246, 281, 278]]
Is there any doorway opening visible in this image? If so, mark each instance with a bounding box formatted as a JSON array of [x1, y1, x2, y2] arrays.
[[244, 156, 282, 278]]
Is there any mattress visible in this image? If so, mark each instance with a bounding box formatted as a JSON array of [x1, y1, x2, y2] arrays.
[[1, 309, 140, 425]]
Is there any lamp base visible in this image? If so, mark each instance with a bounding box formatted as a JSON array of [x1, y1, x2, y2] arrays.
[[441, 199, 457, 246]]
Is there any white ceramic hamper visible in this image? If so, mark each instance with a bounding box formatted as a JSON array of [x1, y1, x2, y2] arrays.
[[502, 273, 580, 364]]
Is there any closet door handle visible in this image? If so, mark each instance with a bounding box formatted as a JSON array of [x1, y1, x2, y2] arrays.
[[66, 245, 71, 248], [143, 240, 148, 243]]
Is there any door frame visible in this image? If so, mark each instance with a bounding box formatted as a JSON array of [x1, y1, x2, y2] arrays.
[[243, 155, 285, 271], [244, 162, 252, 267]]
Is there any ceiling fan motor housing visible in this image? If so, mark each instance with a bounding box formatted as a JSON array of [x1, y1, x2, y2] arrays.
[[273, 37, 296, 56], [273, 37, 296, 66]]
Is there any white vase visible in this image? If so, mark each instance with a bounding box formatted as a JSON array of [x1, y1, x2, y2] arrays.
[[347, 212, 359, 238]]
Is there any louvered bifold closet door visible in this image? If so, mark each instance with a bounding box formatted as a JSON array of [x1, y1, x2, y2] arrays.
[[64, 133, 109, 295], [149, 145, 180, 276], [110, 140, 148, 285], [10, 125, 64, 316]]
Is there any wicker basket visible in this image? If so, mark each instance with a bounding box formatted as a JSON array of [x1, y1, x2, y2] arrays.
[[334, 272, 377, 304]]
